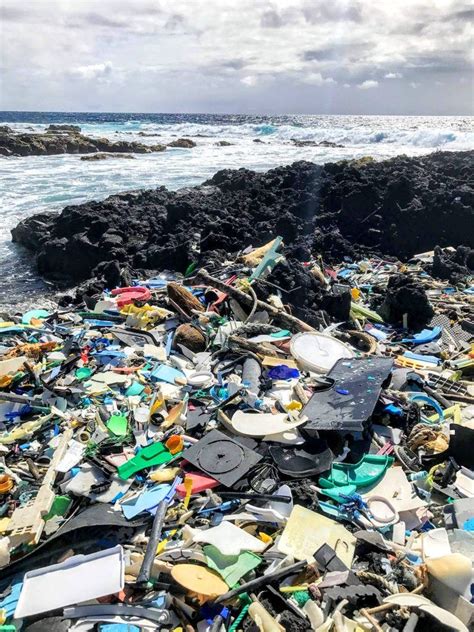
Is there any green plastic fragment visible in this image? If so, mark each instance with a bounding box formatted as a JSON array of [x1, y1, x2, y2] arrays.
[[117, 441, 175, 480], [319, 454, 394, 491], [75, 367, 92, 381], [204, 545, 262, 587], [44, 495, 72, 521], [184, 262, 197, 277], [107, 414, 128, 437], [350, 302, 384, 323], [292, 590, 310, 606]]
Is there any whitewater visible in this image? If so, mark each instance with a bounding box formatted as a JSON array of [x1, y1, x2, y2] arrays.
[[0, 112, 472, 307]]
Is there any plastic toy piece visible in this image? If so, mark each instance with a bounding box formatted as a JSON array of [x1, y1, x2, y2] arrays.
[[402, 326, 442, 345], [319, 454, 394, 491], [110, 286, 152, 308], [117, 442, 176, 480], [7, 428, 73, 547]]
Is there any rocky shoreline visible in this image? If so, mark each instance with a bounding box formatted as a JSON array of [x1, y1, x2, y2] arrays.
[[0, 124, 201, 157]]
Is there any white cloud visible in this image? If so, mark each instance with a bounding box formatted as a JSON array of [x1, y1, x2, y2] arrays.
[[241, 75, 257, 87], [72, 61, 113, 81], [0, 0, 472, 113], [357, 80, 379, 90], [301, 73, 336, 86]]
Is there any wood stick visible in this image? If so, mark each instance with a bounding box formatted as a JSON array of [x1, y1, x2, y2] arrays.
[[195, 269, 316, 333]]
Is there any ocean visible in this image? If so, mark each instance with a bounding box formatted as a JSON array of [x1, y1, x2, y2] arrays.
[[0, 112, 473, 309]]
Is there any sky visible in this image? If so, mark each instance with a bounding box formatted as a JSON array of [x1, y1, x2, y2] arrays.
[[0, 0, 473, 115]]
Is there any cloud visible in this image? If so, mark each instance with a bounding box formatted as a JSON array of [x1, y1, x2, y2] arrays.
[[241, 75, 257, 87], [301, 73, 336, 86], [72, 61, 113, 81], [0, 0, 472, 114], [357, 80, 379, 90]]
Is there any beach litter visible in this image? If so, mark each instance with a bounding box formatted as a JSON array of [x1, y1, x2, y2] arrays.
[[0, 239, 473, 631]]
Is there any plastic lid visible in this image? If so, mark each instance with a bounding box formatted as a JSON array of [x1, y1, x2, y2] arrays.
[[290, 332, 353, 373]]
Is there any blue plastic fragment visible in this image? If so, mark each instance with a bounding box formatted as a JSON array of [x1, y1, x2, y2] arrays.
[[408, 394, 444, 421], [384, 403, 403, 416], [403, 351, 440, 365], [268, 365, 300, 380], [402, 326, 442, 345]]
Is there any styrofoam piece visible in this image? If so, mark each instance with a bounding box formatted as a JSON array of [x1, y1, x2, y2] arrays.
[[55, 440, 86, 473], [14, 545, 125, 618], [290, 332, 353, 373], [192, 521, 267, 556], [231, 410, 306, 437], [422, 528, 452, 560], [0, 356, 28, 377]]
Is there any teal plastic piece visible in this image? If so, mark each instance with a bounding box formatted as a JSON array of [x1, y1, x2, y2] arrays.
[[125, 381, 145, 397], [320, 484, 357, 503], [318, 500, 352, 521], [21, 309, 50, 324], [249, 236, 284, 281], [319, 454, 394, 491], [117, 441, 176, 480]]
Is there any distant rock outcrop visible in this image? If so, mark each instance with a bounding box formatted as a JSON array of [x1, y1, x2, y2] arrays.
[[167, 138, 197, 148], [0, 128, 167, 157]]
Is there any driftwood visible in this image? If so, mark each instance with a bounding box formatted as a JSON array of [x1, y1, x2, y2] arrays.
[[195, 269, 316, 333], [167, 282, 204, 316]]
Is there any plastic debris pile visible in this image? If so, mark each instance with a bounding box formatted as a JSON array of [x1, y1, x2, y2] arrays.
[[0, 239, 473, 632]]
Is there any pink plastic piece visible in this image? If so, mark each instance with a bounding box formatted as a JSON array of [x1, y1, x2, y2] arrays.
[[176, 471, 219, 497], [111, 286, 152, 307]]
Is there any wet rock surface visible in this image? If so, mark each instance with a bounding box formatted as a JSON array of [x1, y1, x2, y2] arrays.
[[80, 152, 137, 161], [11, 151, 474, 291], [167, 137, 197, 148], [0, 128, 167, 156]]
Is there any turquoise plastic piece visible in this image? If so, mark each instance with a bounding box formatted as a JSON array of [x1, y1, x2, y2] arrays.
[[320, 484, 357, 503], [249, 236, 284, 281], [117, 442, 176, 480], [319, 454, 394, 490], [22, 309, 50, 324]]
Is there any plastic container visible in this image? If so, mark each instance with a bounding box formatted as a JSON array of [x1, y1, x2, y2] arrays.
[[290, 332, 353, 373]]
